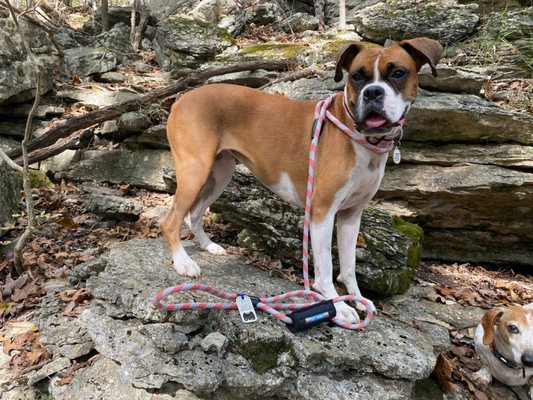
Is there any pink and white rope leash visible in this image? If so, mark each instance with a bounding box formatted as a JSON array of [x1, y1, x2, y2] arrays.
[[154, 91, 398, 331]]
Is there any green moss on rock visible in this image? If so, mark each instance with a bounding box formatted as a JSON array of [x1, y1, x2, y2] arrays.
[[15, 169, 54, 188], [241, 43, 309, 60], [391, 215, 423, 270], [236, 340, 293, 374]]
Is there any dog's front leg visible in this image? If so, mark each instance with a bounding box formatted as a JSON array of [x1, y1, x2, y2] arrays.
[[336, 207, 375, 312], [310, 210, 360, 324]]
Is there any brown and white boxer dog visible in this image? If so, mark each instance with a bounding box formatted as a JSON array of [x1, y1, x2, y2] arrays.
[[161, 38, 442, 323]]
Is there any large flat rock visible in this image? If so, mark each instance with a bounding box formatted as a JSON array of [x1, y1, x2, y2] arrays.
[[34, 238, 451, 399], [406, 91, 533, 145], [59, 149, 174, 191], [377, 164, 533, 265]]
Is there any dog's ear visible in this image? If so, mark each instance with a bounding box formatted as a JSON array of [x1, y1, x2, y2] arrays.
[[399, 37, 443, 77], [481, 308, 505, 345], [334, 43, 363, 82]]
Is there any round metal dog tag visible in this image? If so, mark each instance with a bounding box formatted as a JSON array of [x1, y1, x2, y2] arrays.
[[392, 146, 401, 165]]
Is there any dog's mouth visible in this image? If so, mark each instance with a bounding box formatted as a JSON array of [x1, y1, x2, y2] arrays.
[[358, 110, 406, 136]]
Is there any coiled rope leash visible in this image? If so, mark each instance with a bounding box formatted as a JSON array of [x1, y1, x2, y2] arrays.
[[153, 90, 401, 331]]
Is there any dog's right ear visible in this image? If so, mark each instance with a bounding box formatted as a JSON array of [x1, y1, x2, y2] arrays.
[[481, 308, 505, 345], [334, 43, 363, 82]]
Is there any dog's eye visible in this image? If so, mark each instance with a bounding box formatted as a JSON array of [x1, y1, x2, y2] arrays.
[[351, 72, 365, 82], [391, 69, 406, 79], [507, 324, 519, 334]]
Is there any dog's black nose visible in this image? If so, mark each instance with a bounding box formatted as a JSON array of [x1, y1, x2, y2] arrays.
[[363, 86, 385, 102], [521, 350, 533, 367]]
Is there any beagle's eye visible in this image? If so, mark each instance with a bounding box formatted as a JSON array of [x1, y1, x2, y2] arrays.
[[391, 69, 406, 79], [507, 324, 519, 334]]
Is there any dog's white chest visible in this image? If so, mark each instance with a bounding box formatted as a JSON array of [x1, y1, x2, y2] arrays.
[[338, 149, 387, 210], [269, 172, 304, 207]]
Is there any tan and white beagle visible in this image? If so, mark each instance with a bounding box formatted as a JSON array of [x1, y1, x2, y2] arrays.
[[161, 38, 442, 323], [474, 304, 533, 397]]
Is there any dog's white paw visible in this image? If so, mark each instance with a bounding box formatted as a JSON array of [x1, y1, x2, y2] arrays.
[[472, 368, 492, 389], [172, 247, 201, 277], [174, 259, 201, 277], [205, 242, 227, 256], [334, 301, 360, 324]]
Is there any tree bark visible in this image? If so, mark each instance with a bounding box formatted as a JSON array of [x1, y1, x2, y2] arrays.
[[101, 0, 109, 31], [132, 0, 147, 51], [338, 0, 346, 28], [314, 0, 326, 31], [6, 60, 295, 164]]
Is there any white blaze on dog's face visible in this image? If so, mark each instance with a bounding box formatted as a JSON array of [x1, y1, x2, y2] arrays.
[[334, 38, 442, 137], [482, 306, 533, 367]]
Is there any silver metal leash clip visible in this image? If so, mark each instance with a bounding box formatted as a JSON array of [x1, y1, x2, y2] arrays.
[[236, 294, 258, 323]]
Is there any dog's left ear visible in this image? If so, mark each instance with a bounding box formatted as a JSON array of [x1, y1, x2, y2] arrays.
[[481, 307, 505, 346], [334, 43, 363, 82], [399, 37, 443, 77]]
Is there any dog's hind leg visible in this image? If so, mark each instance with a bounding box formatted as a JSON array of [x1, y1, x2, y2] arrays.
[[161, 148, 218, 277], [185, 151, 236, 255]]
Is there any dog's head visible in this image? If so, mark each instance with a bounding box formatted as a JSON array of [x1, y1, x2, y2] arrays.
[[481, 305, 533, 368], [334, 38, 442, 137]]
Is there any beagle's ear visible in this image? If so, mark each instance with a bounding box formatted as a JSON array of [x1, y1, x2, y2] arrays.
[[334, 43, 363, 82], [481, 308, 505, 346], [399, 37, 443, 77]]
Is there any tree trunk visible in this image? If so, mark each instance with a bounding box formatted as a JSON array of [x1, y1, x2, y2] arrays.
[[314, 0, 326, 31], [101, 0, 109, 31], [132, 0, 147, 51], [338, 0, 346, 28]]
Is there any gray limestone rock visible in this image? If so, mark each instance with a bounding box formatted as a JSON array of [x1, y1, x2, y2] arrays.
[[154, 14, 235, 70], [58, 149, 174, 191], [117, 111, 151, 134], [97, 23, 140, 64], [96, 71, 127, 83], [63, 46, 117, 78], [397, 142, 533, 170], [377, 163, 533, 265], [49, 357, 181, 400], [136, 124, 169, 149], [201, 332, 228, 355], [0, 104, 65, 119], [0, 136, 19, 152], [26, 357, 71, 385], [406, 90, 533, 145], [85, 190, 144, 221], [0, 18, 58, 104], [353, 0, 479, 44], [0, 160, 19, 232], [42, 238, 446, 398], [418, 64, 489, 95], [207, 69, 279, 88], [33, 280, 94, 361], [56, 87, 138, 107]]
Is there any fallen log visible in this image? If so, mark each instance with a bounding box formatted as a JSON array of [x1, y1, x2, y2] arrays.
[[7, 60, 295, 164]]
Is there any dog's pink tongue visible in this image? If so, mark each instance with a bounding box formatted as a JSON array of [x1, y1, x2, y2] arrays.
[[365, 115, 388, 128]]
